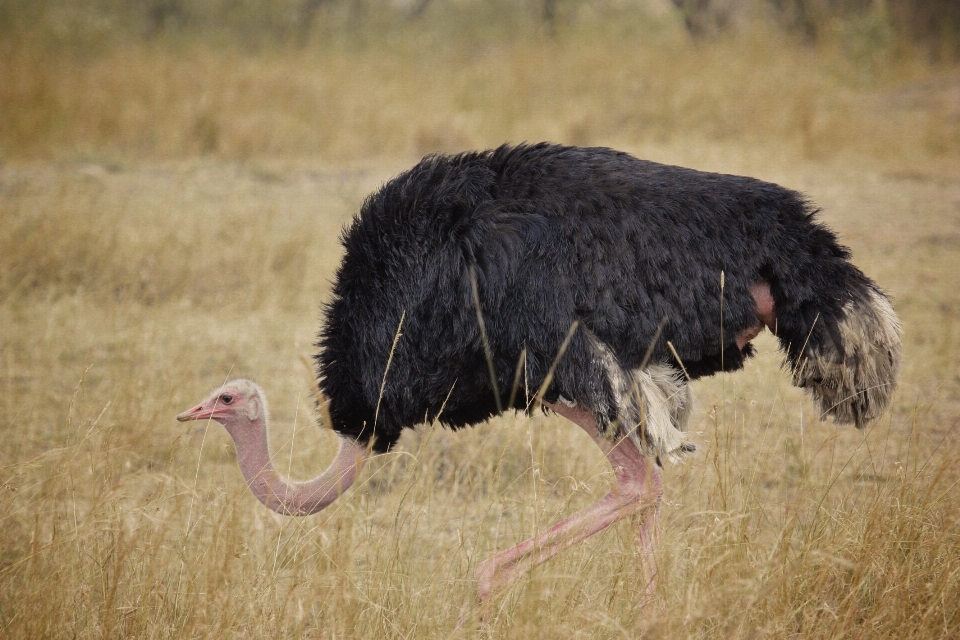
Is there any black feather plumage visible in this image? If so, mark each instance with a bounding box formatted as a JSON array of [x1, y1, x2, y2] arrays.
[[315, 143, 899, 453]]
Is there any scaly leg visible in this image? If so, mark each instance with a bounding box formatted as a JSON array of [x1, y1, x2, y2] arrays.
[[474, 401, 663, 604]]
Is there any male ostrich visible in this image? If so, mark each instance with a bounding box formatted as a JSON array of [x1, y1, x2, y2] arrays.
[[178, 143, 902, 604]]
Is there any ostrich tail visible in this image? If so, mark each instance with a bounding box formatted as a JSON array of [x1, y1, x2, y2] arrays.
[[793, 287, 902, 428]]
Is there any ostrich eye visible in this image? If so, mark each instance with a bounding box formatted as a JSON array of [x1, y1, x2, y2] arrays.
[[220, 394, 234, 404]]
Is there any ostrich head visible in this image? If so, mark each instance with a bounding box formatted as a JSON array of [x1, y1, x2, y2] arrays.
[[177, 378, 268, 438]]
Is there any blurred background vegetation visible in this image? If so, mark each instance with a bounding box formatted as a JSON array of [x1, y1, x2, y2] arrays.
[[3, 0, 959, 55], [1, 0, 958, 164]]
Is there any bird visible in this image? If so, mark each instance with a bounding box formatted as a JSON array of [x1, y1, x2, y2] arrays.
[[177, 142, 902, 606]]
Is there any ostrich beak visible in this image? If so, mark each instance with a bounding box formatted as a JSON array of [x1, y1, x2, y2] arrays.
[[177, 404, 214, 422]]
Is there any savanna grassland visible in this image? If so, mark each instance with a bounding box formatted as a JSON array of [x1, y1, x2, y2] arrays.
[[2, 1, 960, 637]]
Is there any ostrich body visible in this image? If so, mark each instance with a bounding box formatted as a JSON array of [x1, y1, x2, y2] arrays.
[[178, 143, 902, 606]]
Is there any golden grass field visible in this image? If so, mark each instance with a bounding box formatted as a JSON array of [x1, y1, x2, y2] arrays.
[[2, 5, 960, 637]]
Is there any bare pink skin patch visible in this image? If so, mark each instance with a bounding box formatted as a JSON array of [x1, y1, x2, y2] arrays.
[[177, 381, 368, 517], [736, 281, 777, 350], [472, 401, 662, 612]]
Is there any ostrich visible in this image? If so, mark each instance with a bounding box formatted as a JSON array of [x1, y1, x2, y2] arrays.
[[177, 143, 902, 605]]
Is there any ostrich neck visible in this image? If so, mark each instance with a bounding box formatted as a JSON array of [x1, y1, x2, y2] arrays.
[[229, 418, 368, 516]]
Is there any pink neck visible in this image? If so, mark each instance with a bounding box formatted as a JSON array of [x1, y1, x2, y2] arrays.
[[226, 416, 368, 516]]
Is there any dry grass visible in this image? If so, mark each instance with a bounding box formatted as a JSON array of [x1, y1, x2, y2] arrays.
[[2, 151, 959, 638], [2, 11, 960, 639], [2, 16, 960, 166]]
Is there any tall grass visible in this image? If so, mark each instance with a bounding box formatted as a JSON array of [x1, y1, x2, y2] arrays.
[[2, 150, 958, 637], [2, 3, 959, 165]]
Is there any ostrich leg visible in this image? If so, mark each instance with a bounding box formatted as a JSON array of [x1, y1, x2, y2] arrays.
[[474, 401, 663, 604]]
